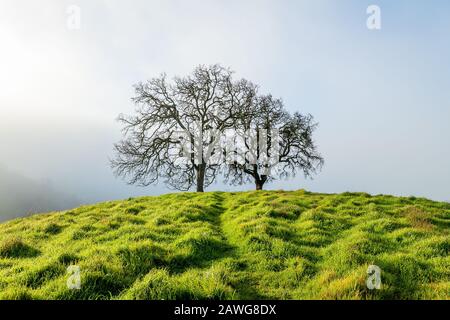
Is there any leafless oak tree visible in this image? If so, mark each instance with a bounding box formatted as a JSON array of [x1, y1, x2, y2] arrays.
[[111, 65, 256, 192], [225, 95, 324, 190]]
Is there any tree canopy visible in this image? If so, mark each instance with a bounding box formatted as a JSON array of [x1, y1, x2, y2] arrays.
[[112, 65, 323, 192]]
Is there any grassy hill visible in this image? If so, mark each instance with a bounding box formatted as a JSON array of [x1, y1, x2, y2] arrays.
[[0, 190, 448, 300]]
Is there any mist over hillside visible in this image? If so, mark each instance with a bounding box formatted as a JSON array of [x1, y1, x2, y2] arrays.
[[0, 166, 79, 222]]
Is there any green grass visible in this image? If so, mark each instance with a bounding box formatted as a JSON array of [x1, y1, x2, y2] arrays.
[[0, 190, 448, 300]]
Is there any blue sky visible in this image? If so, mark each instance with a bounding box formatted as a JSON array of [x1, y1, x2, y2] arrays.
[[0, 0, 449, 218]]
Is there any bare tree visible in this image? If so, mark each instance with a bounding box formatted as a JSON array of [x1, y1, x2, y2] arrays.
[[225, 95, 324, 190], [111, 65, 256, 192]]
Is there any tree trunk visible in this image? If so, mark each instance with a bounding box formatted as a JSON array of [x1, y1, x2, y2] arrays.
[[255, 173, 267, 190], [254, 167, 266, 190], [255, 180, 264, 190], [196, 164, 205, 192]]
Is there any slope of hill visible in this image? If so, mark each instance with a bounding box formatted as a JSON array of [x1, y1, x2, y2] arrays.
[[0, 190, 448, 300]]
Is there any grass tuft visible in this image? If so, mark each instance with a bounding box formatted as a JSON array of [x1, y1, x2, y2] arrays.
[[0, 237, 40, 259]]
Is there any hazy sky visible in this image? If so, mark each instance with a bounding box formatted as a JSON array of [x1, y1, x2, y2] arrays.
[[1, 0, 449, 219]]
